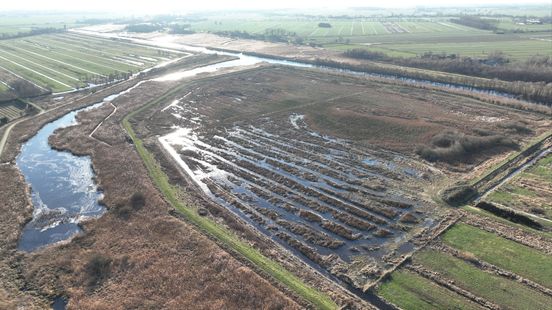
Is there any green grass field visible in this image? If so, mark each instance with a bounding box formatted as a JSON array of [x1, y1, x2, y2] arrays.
[[527, 153, 552, 181], [414, 249, 552, 309], [122, 82, 338, 310], [187, 16, 551, 60], [189, 18, 485, 38], [0, 33, 181, 93], [361, 39, 551, 60], [442, 223, 552, 288], [0, 12, 119, 36], [377, 270, 482, 310]]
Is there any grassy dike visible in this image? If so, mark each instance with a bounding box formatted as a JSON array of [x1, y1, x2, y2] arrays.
[[122, 82, 338, 310]]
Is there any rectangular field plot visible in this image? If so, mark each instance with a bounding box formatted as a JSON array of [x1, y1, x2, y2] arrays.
[[486, 152, 552, 220], [0, 32, 184, 93], [413, 249, 552, 310], [138, 66, 547, 289], [0, 99, 27, 121], [377, 219, 552, 309], [372, 39, 552, 60], [376, 269, 482, 310], [442, 223, 552, 288], [188, 18, 486, 38]]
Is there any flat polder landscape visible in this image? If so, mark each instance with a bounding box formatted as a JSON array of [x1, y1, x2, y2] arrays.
[[0, 3, 551, 309]]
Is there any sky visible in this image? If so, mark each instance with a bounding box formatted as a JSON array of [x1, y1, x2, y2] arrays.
[[1, 0, 550, 14]]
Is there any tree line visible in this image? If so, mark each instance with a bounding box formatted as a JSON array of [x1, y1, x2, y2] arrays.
[[449, 16, 499, 30], [214, 29, 306, 45], [0, 27, 65, 40], [343, 49, 552, 84]]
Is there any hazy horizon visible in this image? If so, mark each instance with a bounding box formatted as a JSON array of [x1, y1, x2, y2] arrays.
[[1, 0, 550, 14]]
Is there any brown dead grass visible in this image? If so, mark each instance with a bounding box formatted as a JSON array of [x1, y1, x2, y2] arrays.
[[21, 78, 302, 309], [148, 66, 548, 172], [0, 58, 312, 309]]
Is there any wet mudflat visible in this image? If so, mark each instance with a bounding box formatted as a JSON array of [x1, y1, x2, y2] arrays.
[[153, 71, 445, 287], [147, 64, 549, 288]]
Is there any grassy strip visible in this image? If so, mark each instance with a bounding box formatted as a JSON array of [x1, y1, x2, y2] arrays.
[[525, 152, 552, 182], [122, 85, 338, 310], [415, 249, 552, 309], [442, 223, 552, 288], [377, 270, 481, 310]]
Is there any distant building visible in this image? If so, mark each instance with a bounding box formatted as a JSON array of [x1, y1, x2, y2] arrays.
[[527, 19, 542, 24]]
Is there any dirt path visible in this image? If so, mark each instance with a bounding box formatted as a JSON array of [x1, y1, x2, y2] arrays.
[[89, 102, 117, 145]]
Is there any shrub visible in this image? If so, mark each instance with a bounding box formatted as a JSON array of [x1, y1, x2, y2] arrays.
[[476, 201, 543, 230], [130, 192, 146, 210], [441, 183, 478, 206], [529, 207, 545, 215], [112, 202, 132, 219], [457, 250, 479, 265], [499, 121, 533, 134], [85, 254, 112, 288]]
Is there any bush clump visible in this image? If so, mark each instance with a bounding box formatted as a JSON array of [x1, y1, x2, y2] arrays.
[[499, 121, 533, 134], [85, 254, 112, 288], [476, 201, 543, 230], [441, 183, 478, 206], [130, 192, 146, 210], [112, 192, 146, 219], [417, 130, 518, 163]]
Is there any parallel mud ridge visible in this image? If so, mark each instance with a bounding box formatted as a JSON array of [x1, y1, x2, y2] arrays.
[[136, 65, 550, 294], [147, 67, 458, 289]]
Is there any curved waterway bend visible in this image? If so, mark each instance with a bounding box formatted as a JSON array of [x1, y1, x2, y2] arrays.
[[16, 55, 302, 252], [17, 102, 105, 252], [73, 29, 525, 101]]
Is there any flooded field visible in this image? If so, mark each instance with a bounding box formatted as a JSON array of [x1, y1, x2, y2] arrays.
[[148, 67, 469, 287], [141, 65, 550, 288], [161, 112, 435, 277]]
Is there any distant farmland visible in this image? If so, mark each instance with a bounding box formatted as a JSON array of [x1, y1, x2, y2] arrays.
[[189, 18, 484, 37], [187, 17, 552, 60], [0, 32, 183, 94]]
